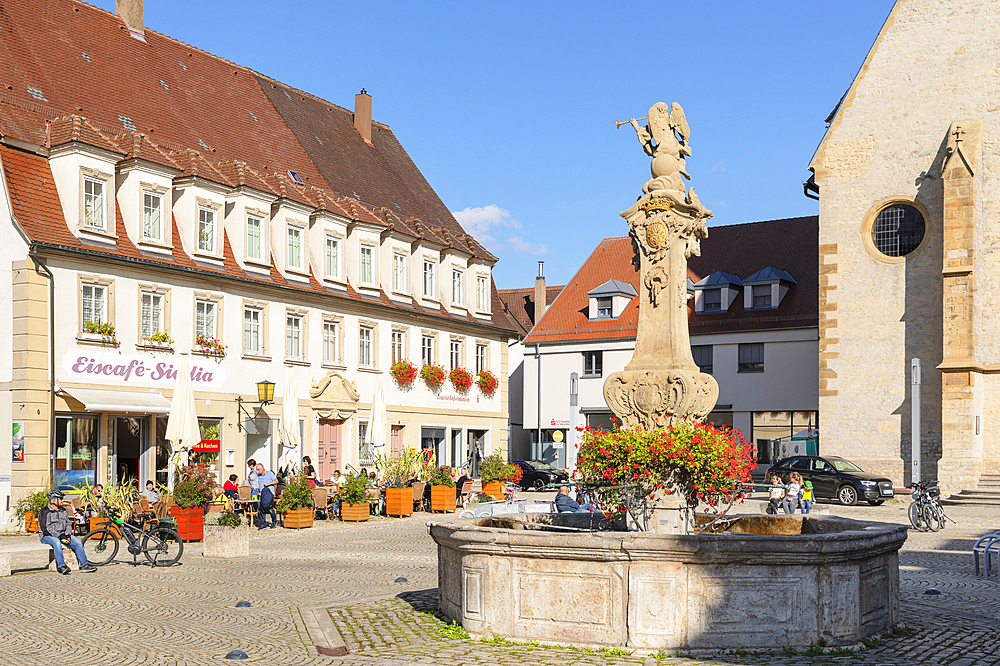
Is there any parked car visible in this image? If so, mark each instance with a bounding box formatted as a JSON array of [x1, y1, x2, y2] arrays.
[[512, 460, 569, 490], [764, 455, 895, 506]]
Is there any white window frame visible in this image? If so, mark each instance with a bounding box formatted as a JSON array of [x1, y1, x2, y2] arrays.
[[82, 284, 106, 327], [360, 246, 374, 285], [450, 340, 461, 369], [198, 206, 215, 253], [475, 343, 487, 374], [140, 292, 163, 338], [195, 300, 216, 339], [142, 192, 162, 242], [287, 226, 303, 270], [323, 321, 338, 364], [83, 177, 106, 231], [421, 335, 434, 365], [244, 307, 261, 355], [391, 330, 405, 363], [392, 253, 407, 293], [286, 314, 302, 359], [359, 326, 373, 367], [452, 270, 464, 305], [476, 275, 489, 312], [423, 260, 436, 299], [246, 215, 263, 261], [325, 236, 340, 279]]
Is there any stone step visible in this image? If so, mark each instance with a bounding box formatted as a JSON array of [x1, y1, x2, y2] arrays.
[[941, 489, 1000, 506], [941, 497, 1000, 506], [955, 489, 1000, 498]]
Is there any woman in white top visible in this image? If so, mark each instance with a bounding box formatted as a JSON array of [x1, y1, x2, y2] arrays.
[[247, 459, 260, 499], [782, 472, 803, 515]]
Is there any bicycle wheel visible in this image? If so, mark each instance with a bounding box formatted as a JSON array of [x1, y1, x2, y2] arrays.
[[142, 526, 183, 567], [923, 504, 941, 532], [933, 503, 947, 531], [81, 528, 119, 565], [908, 502, 926, 531]]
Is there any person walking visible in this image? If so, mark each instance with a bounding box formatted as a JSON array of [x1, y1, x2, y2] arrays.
[[247, 459, 259, 500], [256, 463, 279, 529], [38, 490, 97, 574], [782, 472, 803, 515]]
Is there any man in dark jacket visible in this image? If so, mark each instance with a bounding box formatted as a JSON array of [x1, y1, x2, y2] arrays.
[[554, 486, 596, 513], [38, 490, 96, 574]]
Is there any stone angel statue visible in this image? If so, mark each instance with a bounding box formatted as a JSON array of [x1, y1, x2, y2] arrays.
[[628, 102, 692, 196]]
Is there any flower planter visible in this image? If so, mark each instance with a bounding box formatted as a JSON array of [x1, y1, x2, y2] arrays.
[[282, 507, 314, 529], [24, 512, 38, 533], [431, 485, 457, 513], [386, 488, 413, 517], [170, 506, 205, 541], [341, 502, 370, 522], [89, 517, 122, 537], [203, 525, 250, 557], [482, 482, 505, 501]]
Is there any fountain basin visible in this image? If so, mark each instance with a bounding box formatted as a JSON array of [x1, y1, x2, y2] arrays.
[[429, 515, 906, 651]]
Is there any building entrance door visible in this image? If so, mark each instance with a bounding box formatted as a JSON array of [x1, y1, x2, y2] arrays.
[[111, 416, 145, 489], [390, 425, 404, 456], [467, 430, 486, 478], [317, 419, 342, 481]]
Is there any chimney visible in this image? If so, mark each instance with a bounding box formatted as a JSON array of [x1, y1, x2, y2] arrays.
[[354, 89, 372, 145], [116, 0, 144, 34], [534, 261, 546, 325]]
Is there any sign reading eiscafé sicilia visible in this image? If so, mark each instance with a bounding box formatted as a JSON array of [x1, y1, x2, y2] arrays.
[[62, 351, 227, 389]]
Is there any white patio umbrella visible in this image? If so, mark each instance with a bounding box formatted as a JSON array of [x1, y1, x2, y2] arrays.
[[164, 356, 200, 490], [277, 368, 300, 474], [365, 376, 388, 461]]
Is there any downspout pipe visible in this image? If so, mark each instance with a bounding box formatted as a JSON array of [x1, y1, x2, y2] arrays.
[[535, 343, 541, 461], [28, 245, 56, 487]]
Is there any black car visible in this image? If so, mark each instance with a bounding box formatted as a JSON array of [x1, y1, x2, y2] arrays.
[[512, 460, 569, 490], [764, 455, 895, 506]]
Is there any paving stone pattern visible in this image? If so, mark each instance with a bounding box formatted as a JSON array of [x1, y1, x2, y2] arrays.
[[0, 499, 998, 665]]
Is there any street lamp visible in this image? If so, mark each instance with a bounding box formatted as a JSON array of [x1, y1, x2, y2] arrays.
[[236, 379, 275, 432]]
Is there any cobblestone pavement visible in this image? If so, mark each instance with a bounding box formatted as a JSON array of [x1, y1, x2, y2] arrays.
[[0, 498, 997, 665]]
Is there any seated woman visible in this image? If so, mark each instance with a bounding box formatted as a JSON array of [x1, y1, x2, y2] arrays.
[[223, 474, 239, 501]]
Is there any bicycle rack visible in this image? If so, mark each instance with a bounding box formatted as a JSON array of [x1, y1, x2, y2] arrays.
[[973, 531, 1000, 580]]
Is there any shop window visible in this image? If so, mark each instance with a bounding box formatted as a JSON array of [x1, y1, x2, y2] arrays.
[[54, 415, 98, 489]]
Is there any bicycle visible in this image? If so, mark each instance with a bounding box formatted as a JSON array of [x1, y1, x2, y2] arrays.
[[908, 480, 948, 532], [81, 505, 184, 567]]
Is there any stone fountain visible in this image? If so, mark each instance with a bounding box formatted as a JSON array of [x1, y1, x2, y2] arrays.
[[430, 102, 906, 653]]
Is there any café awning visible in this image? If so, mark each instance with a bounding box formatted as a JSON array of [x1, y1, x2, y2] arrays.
[[61, 387, 172, 414]]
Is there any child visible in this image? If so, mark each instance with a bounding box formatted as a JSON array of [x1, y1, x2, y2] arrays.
[[767, 475, 785, 515], [782, 472, 803, 515], [800, 480, 814, 514]]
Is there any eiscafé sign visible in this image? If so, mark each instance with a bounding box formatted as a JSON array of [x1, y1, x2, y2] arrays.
[[62, 351, 227, 389]]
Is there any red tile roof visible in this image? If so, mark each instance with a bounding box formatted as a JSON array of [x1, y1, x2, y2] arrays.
[[497, 285, 566, 336], [523, 216, 818, 345]]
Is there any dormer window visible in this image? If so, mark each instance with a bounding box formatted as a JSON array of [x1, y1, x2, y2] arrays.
[[142, 192, 162, 241], [423, 260, 436, 299], [247, 215, 262, 261], [198, 207, 215, 253], [287, 226, 303, 270], [325, 237, 340, 278], [693, 271, 742, 313], [359, 246, 374, 284], [587, 279, 637, 321], [743, 267, 796, 310], [83, 177, 105, 231], [452, 269, 464, 305]]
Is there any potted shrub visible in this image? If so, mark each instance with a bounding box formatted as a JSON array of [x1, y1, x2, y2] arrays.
[[276, 474, 314, 529], [87, 481, 138, 537], [476, 369, 499, 397], [339, 474, 370, 522], [479, 452, 520, 501], [170, 466, 216, 541], [449, 367, 474, 393], [14, 489, 49, 533], [429, 465, 456, 513], [419, 363, 446, 391], [377, 450, 420, 517], [203, 510, 249, 557], [390, 359, 418, 390]]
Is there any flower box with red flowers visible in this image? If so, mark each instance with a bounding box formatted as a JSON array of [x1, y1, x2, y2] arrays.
[[420, 363, 447, 390], [390, 359, 418, 388], [476, 369, 499, 397], [196, 334, 226, 357], [449, 367, 474, 393]]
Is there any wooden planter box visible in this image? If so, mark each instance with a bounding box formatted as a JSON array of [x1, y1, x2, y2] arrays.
[[170, 506, 205, 542], [341, 502, 370, 522], [89, 517, 122, 537], [282, 507, 314, 529], [203, 525, 250, 557], [24, 512, 38, 533], [386, 488, 413, 517], [431, 485, 457, 513], [482, 482, 505, 501]]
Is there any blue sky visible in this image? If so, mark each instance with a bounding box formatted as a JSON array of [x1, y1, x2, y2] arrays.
[[94, 1, 895, 288]]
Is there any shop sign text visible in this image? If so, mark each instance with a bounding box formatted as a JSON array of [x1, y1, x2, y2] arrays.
[[62, 351, 227, 388]]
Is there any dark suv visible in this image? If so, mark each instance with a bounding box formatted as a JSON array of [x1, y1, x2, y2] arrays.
[[764, 455, 895, 506]]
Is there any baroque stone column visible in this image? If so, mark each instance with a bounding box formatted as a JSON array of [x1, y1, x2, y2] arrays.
[[604, 103, 719, 429]]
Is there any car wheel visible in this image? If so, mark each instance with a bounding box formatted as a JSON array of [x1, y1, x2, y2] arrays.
[[533, 478, 546, 491], [837, 485, 858, 506], [867, 500, 885, 506]]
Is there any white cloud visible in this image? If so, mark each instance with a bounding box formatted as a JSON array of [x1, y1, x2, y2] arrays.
[[452, 204, 547, 255]]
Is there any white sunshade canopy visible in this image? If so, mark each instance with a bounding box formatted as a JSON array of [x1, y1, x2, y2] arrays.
[[61, 386, 172, 414]]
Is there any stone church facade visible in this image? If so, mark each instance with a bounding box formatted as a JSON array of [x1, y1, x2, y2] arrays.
[[809, 0, 1000, 493]]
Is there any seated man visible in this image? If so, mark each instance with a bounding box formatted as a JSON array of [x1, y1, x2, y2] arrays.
[[39, 490, 97, 574], [554, 485, 596, 513]]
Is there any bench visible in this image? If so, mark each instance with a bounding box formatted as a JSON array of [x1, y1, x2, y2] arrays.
[[0, 541, 81, 576]]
